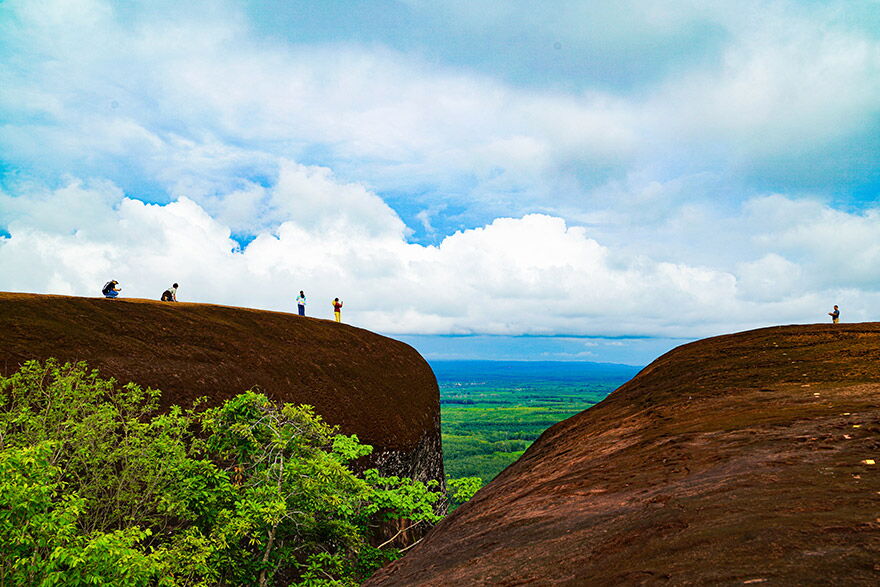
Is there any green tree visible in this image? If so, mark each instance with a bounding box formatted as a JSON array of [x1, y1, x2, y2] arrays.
[[0, 443, 157, 586], [187, 391, 442, 585], [0, 359, 177, 534], [0, 360, 444, 585], [446, 476, 483, 511]]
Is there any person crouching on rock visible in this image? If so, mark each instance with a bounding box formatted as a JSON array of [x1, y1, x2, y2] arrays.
[[828, 305, 840, 324], [161, 283, 179, 302], [332, 298, 343, 322], [102, 280, 121, 298]]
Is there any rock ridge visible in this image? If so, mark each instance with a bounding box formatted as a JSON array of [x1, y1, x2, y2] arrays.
[[368, 323, 880, 585], [0, 292, 444, 487]]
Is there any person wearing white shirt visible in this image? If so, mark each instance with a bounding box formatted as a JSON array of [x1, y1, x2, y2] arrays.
[[161, 283, 179, 302]]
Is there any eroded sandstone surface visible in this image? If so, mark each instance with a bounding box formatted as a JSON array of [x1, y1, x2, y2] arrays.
[[0, 292, 443, 486], [369, 324, 880, 585]]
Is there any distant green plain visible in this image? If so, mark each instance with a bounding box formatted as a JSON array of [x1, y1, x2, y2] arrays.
[[434, 361, 639, 484]]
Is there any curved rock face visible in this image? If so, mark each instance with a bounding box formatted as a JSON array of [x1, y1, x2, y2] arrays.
[[368, 324, 880, 585], [0, 293, 443, 486]]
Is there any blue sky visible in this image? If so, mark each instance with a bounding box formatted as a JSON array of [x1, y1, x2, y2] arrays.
[[3, 0, 880, 364]]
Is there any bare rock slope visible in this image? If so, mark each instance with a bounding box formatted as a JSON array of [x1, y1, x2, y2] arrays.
[[369, 324, 880, 585], [0, 292, 443, 485]]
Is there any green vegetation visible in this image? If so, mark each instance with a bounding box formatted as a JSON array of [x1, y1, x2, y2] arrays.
[[0, 358, 636, 583], [436, 361, 638, 484], [0, 360, 443, 586], [444, 476, 482, 511]]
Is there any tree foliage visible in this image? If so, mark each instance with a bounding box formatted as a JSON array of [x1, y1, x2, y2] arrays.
[[0, 360, 448, 586], [445, 476, 482, 511], [0, 443, 157, 586]]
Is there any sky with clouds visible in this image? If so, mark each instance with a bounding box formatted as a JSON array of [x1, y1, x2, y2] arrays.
[[2, 0, 880, 364]]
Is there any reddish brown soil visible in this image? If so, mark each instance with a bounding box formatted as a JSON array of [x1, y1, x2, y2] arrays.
[[368, 324, 880, 586], [0, 292, 442, 482]]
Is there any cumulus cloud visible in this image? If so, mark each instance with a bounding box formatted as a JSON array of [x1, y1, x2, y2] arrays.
[[0, 0, 638, 224], [5, 0, 878, 231], [5, 1, 880, 200], [3, 176, 876, 339], [743, 195, 880, 288], [650, 15, 880, 163], [3, 0, 880, 352]]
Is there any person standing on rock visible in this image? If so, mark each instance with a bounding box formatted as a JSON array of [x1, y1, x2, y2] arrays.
[[102, 280, 121, 298], [296, 290, 306, 316], [161, 283, 179, 302], [828, 305, 840, 324], [332, 298, 343, 322]]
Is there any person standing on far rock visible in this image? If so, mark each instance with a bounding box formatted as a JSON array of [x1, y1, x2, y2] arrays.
[[332, 298, 343, 322], [296, 290, 306, 316], [828, 305, 840, 324]]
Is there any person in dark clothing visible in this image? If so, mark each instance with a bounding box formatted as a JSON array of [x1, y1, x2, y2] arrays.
[[161, 283, 179, 302], [828, 305, 840, 324], [102, 280, 121, 298]]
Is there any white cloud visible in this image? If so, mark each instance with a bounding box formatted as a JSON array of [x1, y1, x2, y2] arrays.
[[0, 0, 641, 222], [3, 0, 880, 348], [3, 177, 877, 339], [736, 253, 804, 302], [656, 27, 880, 152], [744, 195, 880, 287], [4, 0, 880, 224]]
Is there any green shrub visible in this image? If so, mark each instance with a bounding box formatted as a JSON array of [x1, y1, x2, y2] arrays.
[[0, 360, 445, 586], [0, 443, 157, 586], [445, 476, 483, 511]]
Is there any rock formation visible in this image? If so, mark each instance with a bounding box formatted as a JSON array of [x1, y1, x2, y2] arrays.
[[368, 324, 880, 585], [0, 292, 443, 487]]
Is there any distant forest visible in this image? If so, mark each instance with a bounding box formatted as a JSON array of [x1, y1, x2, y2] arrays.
[[431, 361, 641, 483]]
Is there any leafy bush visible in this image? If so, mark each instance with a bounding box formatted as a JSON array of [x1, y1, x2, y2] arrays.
[[0, 360, 446, 586], [0, 443, 157, 586], [445, 476, 482, 511]]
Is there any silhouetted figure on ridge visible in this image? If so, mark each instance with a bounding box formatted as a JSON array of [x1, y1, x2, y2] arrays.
[[332, 298, 343, 322]]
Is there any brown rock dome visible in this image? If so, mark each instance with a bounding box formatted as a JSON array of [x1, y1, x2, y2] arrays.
[[0, 292, 443, 485], [368, 323, 880, 585]]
